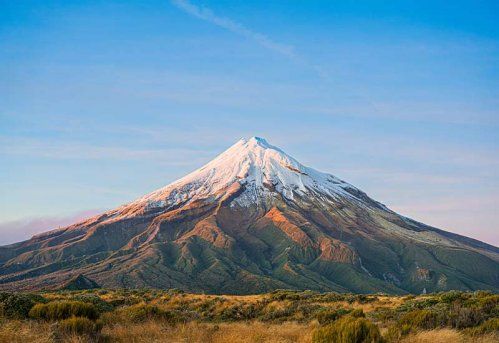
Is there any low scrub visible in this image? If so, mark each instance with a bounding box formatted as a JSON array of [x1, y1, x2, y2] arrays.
[[399, 309, 440, 330], [316, 308, 351, 324], [464, 318, 499, 336], [115, 303, 180, 323], [313, 315, 384, 343], [71, 293, 113, 313], [448, 306, 484, 329], [29, 300, 99, 321], [0, 289, 497, 342], [0, 292, 45, 319]]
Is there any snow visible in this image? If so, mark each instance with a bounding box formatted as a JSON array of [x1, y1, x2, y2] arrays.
[[125, 137, 368, 212]]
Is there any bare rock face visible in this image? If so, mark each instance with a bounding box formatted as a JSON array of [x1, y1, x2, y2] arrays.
[[0, 137, 498, 294]]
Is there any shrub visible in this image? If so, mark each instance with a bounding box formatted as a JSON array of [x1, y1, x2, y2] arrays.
[[316, 292, 346, 303], [312, 316, 384, 343], [259, 303, 296, 322], [370, 307, 396, 322], [29, 301, 99, 321], [316, 308, 350, 325], [448, 306, 484, 328], [473, 295, 499, 316], [269, 290, 309, 302], [219, 303, 259, 321], [58, 316, 103, 335], [440, 291, 466, 304], [385, 307, 457, 341], [464, 318, 499, 336], [116, 303, 179, 323], [296, 303, 323, 320], [399, 309, 439, 330], [0, 292, 45, 319], [398, 297, 439, 312], [71, 294, 113, 312]]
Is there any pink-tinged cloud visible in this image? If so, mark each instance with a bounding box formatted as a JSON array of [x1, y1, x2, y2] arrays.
[[0, 209, 104, 245]]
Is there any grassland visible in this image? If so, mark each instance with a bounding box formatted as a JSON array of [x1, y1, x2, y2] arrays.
[[0, 289, 497, 342]]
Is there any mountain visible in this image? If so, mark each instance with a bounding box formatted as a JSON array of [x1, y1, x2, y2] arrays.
[[0, 137, 498, 294], [60, 274, 100, 291]]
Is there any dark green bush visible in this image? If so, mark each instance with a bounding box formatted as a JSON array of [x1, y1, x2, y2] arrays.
[[316, 308, 350, 324], [29, 300, 99, 321], [268, 290, 313, 302], [439, 291, 467, 304], [312, 316, 384, 343], [399, 309, 439, 330], [71, 294, 113, 312], [58, 316, 103, 335], [315, 293, 346, 303], [0, 292, 45, 319]]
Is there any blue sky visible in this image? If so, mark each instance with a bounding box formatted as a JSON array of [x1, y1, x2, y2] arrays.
[[1, 0, 498, 245]]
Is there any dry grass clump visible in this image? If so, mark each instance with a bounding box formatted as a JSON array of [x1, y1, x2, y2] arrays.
[[103, 320, 314, 343], [400, 329, 498, 343], [29, 301, 99, 321], [58, 316, 103, 336], [0, 319, 54, 343]]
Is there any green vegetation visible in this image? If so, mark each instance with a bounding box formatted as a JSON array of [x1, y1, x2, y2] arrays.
[[0, 292, 45, 319], [0, 289, 496, 342], [112, 303, 181, 323], [313, 315, 383, 343], [29, 300, 100, 320]]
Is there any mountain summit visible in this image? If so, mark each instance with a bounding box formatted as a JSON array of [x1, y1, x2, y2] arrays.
[[0, 137, 498, 294], [126, 136, 372, 216]]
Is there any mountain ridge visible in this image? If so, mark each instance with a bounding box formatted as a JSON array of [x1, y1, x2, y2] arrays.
[[0, 137, 497, 294]]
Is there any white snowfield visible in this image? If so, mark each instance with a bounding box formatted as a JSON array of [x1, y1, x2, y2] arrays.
[[131, 137, 367, 210]]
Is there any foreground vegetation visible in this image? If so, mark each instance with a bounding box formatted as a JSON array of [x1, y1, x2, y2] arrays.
[[0, 289, 497, 342]]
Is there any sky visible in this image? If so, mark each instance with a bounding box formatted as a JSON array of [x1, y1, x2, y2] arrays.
[[1, 0, 498, 245]]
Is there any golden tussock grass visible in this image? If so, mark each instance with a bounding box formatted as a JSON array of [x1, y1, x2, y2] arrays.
[[0, 320, 53, 343], [401, 329, 499, 343], [103, 321, 315, 343]]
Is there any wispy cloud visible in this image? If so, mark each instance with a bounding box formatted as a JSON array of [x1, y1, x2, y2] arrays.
[[389, 195, 499, 246], [170, 0, 331, 79], [171, 0, 298, 60], [0, 209, 103, 245]]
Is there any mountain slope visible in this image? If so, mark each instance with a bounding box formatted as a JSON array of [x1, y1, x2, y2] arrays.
[[0, 137, 498, 294]]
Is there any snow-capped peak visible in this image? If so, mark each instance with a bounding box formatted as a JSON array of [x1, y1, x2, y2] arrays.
[[128, 137, 355, 211]]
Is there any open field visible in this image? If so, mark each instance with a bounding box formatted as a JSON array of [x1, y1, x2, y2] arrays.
[[0, 289, 497, 342]]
